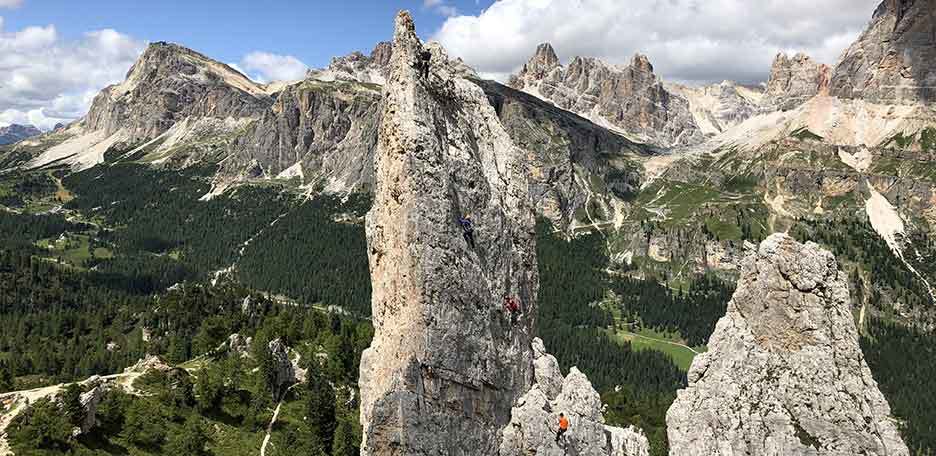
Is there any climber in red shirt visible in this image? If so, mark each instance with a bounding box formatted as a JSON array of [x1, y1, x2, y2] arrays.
[[503, 295, 521, 325]]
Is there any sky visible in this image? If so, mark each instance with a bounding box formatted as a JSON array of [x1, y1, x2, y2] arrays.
[[0, 0, 881, 130]]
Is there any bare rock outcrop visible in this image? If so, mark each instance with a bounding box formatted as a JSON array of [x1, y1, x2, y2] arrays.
[[500, 338, 650, 456], [85, 42, 271, 144], [509, 44, 703, 148], [761, 52, 831, 111], [666, 234, 909, 456], [77, 378, 112, 435], [0, 124, 42, 146], [221, 77, 382, 190], [667, 81, 764, 136], [308, 41, 394, 85], [359, 11, 649, 455], [358, 10, 539, 454], [268, 338, 296, 399], [831, 0, 936, 103]]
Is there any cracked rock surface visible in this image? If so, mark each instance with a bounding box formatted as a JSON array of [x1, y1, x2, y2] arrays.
[[358, 11, 539, 455], [666, 234, 908, 456]]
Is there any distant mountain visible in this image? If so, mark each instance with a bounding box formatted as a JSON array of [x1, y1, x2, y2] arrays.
[[0, 124, 41, 145], [508, 43, 704, 148], [667, 81, 764, 137], [760, 52, 831, 111]]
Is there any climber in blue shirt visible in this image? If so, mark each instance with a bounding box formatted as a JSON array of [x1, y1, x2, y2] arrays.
[[458, 214, 475, 249]]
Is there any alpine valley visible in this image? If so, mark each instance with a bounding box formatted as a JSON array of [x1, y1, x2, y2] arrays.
[[0, 1, 935, 456]]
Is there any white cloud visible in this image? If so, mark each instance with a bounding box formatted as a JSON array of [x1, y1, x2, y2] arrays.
[[240, 51, 309, 83], [0, 20, 144, 130], [432, 0, 880, 84], [424, 0, 458, 17], [0, 0, 23, 9]]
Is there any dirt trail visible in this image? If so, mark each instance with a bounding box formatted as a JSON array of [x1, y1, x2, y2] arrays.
[[0, 372, 143, 455]]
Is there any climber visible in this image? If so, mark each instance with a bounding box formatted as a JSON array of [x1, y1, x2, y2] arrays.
[[418, 48, 432, 79], [503, 295, 521, 325], [556, 413, 570, 444], [458, 214, 475, 249]]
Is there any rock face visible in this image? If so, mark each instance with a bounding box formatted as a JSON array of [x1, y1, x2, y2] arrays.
[[359, 11, 539, 454], [761, 53, 831, 111], [77, 378, 112, 435], [359, 12, 648, 456], [0, 124, 41, 146], [85, 42, 271, 144], [667, 81, 764, 136], [476, 79, 650, 227], [831, 0, 936, 103], [268, 338, 296, 399], [308, 42, 394, 85], [666, 234, 909, 456], [509, 44, 703, 148], [500, 338, 650, 456], [221, 78, 382, 191]]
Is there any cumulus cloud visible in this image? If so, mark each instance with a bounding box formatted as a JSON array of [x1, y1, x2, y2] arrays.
[[0, 21, 144, 130], [432, 0, 881, 84], [240, 51, 309, 83], [424, 0, 458, 17], [0, 0, 23, 9]]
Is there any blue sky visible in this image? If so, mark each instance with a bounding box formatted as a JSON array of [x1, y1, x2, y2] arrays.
[[1, 0, 493, 69]]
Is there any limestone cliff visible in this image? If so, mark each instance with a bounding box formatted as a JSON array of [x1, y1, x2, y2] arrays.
[[308, 41, 394, 85], [359, 11, 540, 454], [666, 234, 909, 456], [85, 42, 271, 144], [831, 0, 936, 103], [220, 78, 382, 192], [667, 81, 764, 136], [761, 52, 831, 111], [359, 11, 648, 455], [509, 44, 703, 148]]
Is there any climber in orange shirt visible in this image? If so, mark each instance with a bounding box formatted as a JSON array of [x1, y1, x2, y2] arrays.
[[556, 412, 569, 443]]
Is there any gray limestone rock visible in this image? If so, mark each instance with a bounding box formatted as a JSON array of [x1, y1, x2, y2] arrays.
[[500, 339, 650, 456], [667, 81, 764, 136], [831, 0, 936, 103], [358, 11, 540, 454], [0, 124, 41, 146], [761, 52, 831, 111], [268, 338, 296, 399], [221, 78, 382, 191], [666, 234, 909, 456], [85, 42, 271, 144], [509, 44, 703, 148]]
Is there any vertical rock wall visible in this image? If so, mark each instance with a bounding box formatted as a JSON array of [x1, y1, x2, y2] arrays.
[[359, 11, 539, 455]]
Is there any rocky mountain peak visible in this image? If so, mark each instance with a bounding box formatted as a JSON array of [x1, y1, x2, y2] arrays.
[[530, 42, 561, 74], [508, 44, 702, 148], [761, 51, 831, 111], [369, 41, 393, 67], [631, 53, 653, 74], [0, 124, 42, 146], [667, 234, 909, 455], [358, 10, 648, 455], [831, 0, 936, 103], [358, 10, 540, 454], [84, 40, 269, 143]]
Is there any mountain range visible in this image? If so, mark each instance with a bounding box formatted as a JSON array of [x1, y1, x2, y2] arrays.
[[0, 124, 42, 146], [0, 0, 934, 455]]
